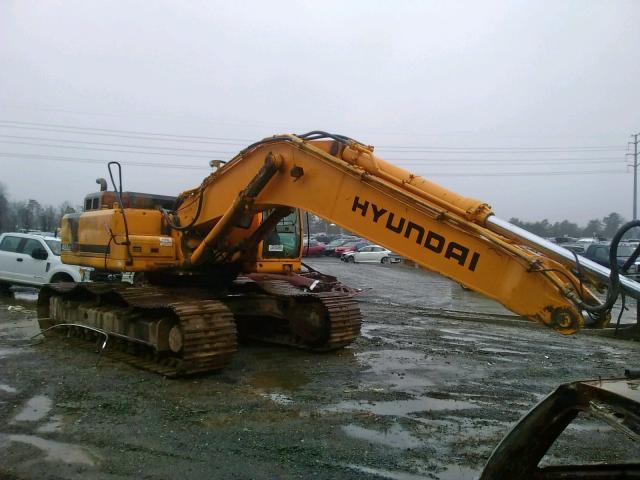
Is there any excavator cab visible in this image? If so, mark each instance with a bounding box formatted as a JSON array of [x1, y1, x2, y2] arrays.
[[61, 181, 304, 278]]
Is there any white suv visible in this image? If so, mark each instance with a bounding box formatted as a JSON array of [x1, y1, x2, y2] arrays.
[[0, 232, 92, 289]]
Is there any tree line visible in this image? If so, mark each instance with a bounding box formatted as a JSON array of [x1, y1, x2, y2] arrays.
[[0, 184, 77, 234], [508, 212, 626, 240]]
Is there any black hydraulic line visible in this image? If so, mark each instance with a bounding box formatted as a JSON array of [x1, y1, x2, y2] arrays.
[[576, 220, 640, 314], [107, 161, 133, 265], [297, 131, 354, 143], [622, 242, 640, 273], [236, 131, 359, 160], [305, 211, 311, 257], [163, 191, 204, 231]]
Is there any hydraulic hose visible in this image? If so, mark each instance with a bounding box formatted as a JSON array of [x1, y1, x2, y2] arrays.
[[577, 220, 640, 314]]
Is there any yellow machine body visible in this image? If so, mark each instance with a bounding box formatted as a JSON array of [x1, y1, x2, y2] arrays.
[[60, 132, 609, 335]]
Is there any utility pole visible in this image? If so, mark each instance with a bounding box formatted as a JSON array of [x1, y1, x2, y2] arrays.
[[629, 134, 640, 220]]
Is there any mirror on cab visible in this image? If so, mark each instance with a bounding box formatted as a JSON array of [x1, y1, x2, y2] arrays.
[[31, 248, 48, 260]]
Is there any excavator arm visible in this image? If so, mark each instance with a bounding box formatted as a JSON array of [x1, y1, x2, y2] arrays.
[[170, 132, 612, 334]]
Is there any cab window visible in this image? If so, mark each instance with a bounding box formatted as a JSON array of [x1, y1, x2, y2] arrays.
[[0, 236, 23, 253], [261, 210, 301, 259], [594, 247, 609, 262], [21, 239, 45, 256], [45, 240, 62, 256]]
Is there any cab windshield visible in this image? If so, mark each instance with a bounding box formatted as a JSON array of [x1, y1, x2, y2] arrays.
[[261, 210, 301, 259], [45, 239, 61, 256]]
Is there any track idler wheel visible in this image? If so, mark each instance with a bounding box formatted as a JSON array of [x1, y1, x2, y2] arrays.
[[287, 301, 329, 346]]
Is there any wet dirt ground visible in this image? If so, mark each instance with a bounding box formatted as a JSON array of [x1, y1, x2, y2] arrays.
[[0, 257, 639, 479]]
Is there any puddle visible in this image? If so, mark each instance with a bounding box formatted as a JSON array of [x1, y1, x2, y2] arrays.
[[0, 433, 96, 466], [249, 369, 309, 391], [0, 383, 17, 394], [13, 395, 52, 422], [0, 348, 20, 359], [327, 396, 478, 417], [37, 415, 64, 433], [344, 464, 432, 480], [356, 350, 435, 392], [437, 465, 479, 479], [342, 423, 423, 449], [262, 393, 294, 406]]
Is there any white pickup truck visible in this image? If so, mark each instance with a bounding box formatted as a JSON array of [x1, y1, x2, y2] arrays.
[[0, 232, 92, 290]]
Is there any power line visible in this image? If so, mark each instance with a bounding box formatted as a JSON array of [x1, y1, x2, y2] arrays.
[[387, 156, 622, 162], [425, 170, 626, 177], [377, 146, 626, 154], [0, 120, 251, 143], [0, 104, 627, 140], [0, 124, 247, 146], [0, 140, 234, 159], [378, 144, 625, 151], [390, 158, 624, 166], [0, 135, 621, 164], [0, 152, 210, 170], [0, 134, 237, 155], [0, 152, 627, 177], [0, 120, 627, 153]]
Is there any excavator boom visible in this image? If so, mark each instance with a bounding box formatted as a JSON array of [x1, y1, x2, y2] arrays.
[[172, 132, 616, 334]]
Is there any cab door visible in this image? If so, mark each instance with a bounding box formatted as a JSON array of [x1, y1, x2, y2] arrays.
[[0, 235, 25, 282], [15, 238, 49, 284]]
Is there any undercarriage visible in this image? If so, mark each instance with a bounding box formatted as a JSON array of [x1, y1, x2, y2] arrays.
[[37, 275, 362, 377]]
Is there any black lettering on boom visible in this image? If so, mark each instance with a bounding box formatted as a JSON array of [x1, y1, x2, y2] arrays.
[[349, 195, 482, 272], [385, 213, 405, 233], [444, 242, 469, 266], [424, 231, 445, 253], [468, 252, 480, 272], [404, 222, 425, 245], [371, 204, 387, 223], [351, 196, 369, 216]]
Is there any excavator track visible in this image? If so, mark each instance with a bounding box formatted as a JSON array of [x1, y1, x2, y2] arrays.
[[37, 277, 361, 376], [238, 278, 362, 351], [38, 283, 237, 377]]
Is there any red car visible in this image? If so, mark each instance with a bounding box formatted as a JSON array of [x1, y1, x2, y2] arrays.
[[334, 241, 369, 257], [302, 239, 325, 256]]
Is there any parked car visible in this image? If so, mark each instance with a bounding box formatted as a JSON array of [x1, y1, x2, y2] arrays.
[[341, 245, 401, 264], [583, 242, 640, 273], [575, 237, 604, 251], [548, 236, 577, 244], [334, 240, 370, 257], [561, 243, 585, 255], [302, 239, 325, 256], [310, 233, 333, 244], [0, 232, 92, 290], [323, 238, 354, 256]]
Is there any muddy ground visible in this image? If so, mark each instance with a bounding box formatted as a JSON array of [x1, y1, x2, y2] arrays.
[[0, 258, 638, 479]]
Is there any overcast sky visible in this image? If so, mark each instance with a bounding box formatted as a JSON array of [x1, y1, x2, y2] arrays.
[[1, 0, 639, 224]]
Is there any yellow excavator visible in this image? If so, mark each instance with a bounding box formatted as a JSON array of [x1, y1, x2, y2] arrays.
[[38, 131, 640, 376]]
